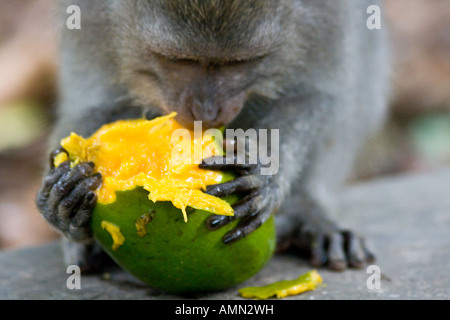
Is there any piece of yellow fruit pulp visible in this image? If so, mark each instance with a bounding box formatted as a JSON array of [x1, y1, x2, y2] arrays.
[[54, 112, 233, 222], [238, 270, 323, 299]]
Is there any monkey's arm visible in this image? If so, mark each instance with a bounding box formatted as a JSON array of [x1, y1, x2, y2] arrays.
[[36, 0, 149, 271], [200, 91, 374, 270]]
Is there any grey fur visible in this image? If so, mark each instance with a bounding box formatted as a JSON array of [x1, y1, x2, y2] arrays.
[[37, 0, 389, 271]]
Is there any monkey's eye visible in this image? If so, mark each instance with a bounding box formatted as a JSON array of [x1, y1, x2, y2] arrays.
[[171, 56, 266, 68], [169, 57, 199, 66], [151, 50, 267, 68], [221, 54, 268, 67]]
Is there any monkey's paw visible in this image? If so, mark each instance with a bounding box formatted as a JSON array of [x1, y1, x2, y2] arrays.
[[289, 218, 375, 271], [199, 147, 280, 244], [36, 148, 102, 242]]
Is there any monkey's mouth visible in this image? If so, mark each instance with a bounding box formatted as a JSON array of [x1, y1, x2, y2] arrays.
[[170, 106, 224, 130]]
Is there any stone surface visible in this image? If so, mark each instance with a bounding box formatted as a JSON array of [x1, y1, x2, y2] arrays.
[[1, 168, 450, 300]]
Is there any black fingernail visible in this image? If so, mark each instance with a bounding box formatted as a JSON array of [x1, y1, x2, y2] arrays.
[[223, 230, 242, 244], [93, 173, 102, 179], [206, 216, 225, 230]]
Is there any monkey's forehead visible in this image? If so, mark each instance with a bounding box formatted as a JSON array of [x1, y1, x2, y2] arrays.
[[113, 0, 293, 61]]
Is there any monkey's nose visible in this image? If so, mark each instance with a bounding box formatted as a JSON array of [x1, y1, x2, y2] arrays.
[[190, 99, 219, 123]]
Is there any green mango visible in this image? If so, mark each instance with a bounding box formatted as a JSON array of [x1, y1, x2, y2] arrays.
[[91, 187, 276, 294]]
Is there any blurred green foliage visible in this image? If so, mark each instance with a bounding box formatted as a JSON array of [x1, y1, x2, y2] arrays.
[[410, 111, 450, 166], [0, 101, 48, 152]]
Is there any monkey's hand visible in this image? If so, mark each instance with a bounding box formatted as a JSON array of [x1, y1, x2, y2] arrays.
[[199, 140, 280, 244], [36, 148, 102, 243]]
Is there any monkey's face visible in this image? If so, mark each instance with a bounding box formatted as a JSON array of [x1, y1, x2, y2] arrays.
[[110, 0, 289, 129], [138, 56, 262, 129]]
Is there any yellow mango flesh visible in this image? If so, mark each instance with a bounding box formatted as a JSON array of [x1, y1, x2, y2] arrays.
[[55, 112, 233, 221]]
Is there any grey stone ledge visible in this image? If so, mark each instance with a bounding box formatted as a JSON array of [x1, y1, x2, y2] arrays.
[[1, 167, 450, 300]]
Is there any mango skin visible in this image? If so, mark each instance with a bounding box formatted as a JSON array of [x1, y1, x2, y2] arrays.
[[91, 187, 276, 294]]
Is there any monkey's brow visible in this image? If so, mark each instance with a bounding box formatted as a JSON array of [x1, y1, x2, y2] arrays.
[[149, 50, 268, 66]]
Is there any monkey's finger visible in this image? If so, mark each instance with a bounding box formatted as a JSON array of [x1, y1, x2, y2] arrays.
[[326, 232, 347, 271], [205, 192, 260, 230], [200, 156, 258, 173], [204, 175, 262, 197], [56, 174, 102, 229], [343, 230, 375, 268], [39, 161, 71, 199], [342, 230, 365, 268], [222, 208, 271, 245], [49, 147, 68, 169], [232, 192, 265, 217], [68, 192, 97, 242], [48, 162, 95, 212], [206, 214, 234, 231], [37, 162, 71, 223]]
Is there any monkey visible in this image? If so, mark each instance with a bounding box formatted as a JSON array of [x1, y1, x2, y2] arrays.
[[36, 0, 389, 273]]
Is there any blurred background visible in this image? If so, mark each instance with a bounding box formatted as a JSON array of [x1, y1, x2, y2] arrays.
[[0, 0, 449, 250]]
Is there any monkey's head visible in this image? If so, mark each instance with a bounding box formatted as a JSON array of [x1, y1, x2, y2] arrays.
[[110, 0, 289, 129]]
